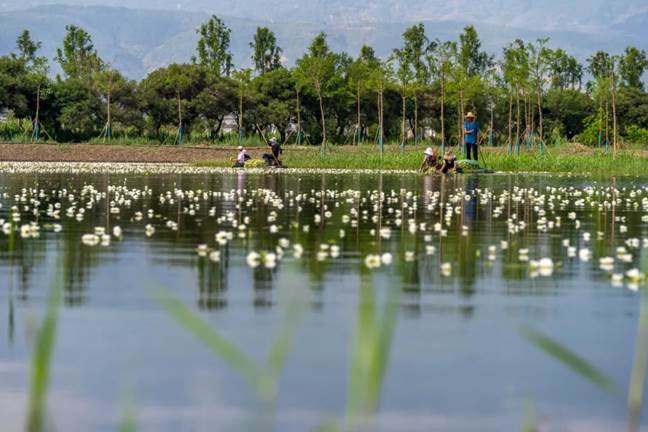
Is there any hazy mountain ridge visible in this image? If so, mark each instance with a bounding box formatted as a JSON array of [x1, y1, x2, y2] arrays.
[[0, 5, 645, 79], [3, 0, 648, 32]]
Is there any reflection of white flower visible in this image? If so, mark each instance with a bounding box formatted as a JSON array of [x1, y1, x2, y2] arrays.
[[440, 262, 452, 277], [364, 254, 381, 269], [404, 251, 415, 262], [247, 251, 261, 268], [209, 251, 220, 262]]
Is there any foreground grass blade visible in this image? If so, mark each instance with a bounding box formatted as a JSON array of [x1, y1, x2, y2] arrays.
[[26, 267, 63, 432], [154, 290, 260, 390], [346, 273, 400, 431], [521, 327, 621, 394], [628, 257, 648, 431]]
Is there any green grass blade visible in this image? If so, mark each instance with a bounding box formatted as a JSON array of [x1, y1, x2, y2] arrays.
[[628, 256, 648, 431], [153, 290, 260, 391], [26, 266, 63, 432], [346, 276, 378, 423], [366, 285, 399, 410], [265, 289, 304, 379], [521, 327, 621, 394]]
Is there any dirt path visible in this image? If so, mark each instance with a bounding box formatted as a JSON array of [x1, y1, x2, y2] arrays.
[[0, 143, 268, 163]]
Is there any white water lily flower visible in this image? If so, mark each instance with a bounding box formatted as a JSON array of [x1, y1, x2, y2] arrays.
[[404, 251, 415, 262], [440, 262, 452, 277], [246, 251, 261, 268], [579, 248, 591, 262], [330, 245, 340, 258], [381, 253, 393, 265], [209, 251, 221, 262], [364, 254, 381, 269], [113, 226, 122, 238], [81, 234, 100, 246], [278, 238, 290, 248], [626, 269, 645, 283]]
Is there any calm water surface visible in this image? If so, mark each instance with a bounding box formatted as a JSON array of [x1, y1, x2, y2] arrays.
[[0, 171, 646, 431]]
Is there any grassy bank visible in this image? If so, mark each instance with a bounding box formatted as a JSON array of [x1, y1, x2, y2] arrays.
[[194, 144, 648, 176]]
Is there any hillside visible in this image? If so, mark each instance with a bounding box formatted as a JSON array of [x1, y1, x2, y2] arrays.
[[0, 5, 645, 79]]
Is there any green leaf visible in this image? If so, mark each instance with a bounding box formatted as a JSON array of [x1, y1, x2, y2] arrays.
[[521, 327, 621, 394], [153, 290, 260, 391]]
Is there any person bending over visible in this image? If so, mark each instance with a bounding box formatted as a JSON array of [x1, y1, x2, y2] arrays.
[[263, 138, 283, 167]]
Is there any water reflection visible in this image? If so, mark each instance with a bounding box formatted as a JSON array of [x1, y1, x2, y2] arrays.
[[0, 172, 645, 315]]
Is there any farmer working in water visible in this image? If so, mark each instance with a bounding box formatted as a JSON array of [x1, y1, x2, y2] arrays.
[[263, 137, 283, 167], [441, 150, 457, 174], [420, 147, 440, 173], [464, 112, 480, 161], [233, 146, 250, 168]]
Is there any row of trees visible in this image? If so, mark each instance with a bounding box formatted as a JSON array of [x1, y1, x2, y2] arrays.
[[1, 16, 647, 151]]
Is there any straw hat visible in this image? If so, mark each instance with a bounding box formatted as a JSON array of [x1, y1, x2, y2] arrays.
[[237, 146, 243, 151], [424, 147, 435, 156], [465, 112, 476, 118]]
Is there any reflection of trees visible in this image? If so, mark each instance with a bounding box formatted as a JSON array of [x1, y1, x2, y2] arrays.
[[197, 247, 228, 310]]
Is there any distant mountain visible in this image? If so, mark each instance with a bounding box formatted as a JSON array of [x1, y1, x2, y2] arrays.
[[3, 0, 648, 34], [0, 5, 645, 79]]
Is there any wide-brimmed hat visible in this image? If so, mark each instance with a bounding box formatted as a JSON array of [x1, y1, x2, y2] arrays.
[[237, 146, 244, 151], [424, 147, 435, 156], [465, 112, 476, 118]]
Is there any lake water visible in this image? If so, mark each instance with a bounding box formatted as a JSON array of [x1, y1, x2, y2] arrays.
[[0, 167, 646, 431]]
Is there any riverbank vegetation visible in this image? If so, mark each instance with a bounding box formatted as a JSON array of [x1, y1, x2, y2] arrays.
[[1, 18, 647, 155]]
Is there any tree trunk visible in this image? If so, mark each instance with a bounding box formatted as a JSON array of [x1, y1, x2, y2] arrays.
[[611, 77, 618, 158], [459, 88, 465, 149], [508, 90, 513, 151], [401, 93, 406, 150], [605, 99, 610, 147], [316, 85, 327, 150], [515, 88, 521, 152], [296, 88, 302, 145], [106, 91, 112, 142], [440, 77, 445, 151], [33, 85, 41, 142], [356, 83, 361, 145], [414, 92, 418, 144], [536, 85, 543, 142]]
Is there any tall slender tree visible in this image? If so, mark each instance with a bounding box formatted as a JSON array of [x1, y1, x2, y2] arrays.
[[250, 27, 283, 75], [294, 33, 338, 150], [195, 15, 233, 77], [55, 25, 103, 79]]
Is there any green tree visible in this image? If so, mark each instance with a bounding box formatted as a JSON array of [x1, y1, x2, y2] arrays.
[[195, 15, 233, 77], [55, 25, 103, 79], [527, 38, 552, 142], [502, 39, 529, 151], [548, 48, 583, 90], [192, 75, 237, 140], [400, 24, 431, 143], [454, 26, 493, 145], [348, 45, 379, 144], [391, 43, 414, 150], [458, 25, 493, 77], [294, 32, 338, 149], [232, 68, 254, 142], [251, 68, 296, 142], [15, 30, 42, 64], [618, 47, 648, 90], [367, 58, 394, 154], [427, 40, 456, 151], [140, 64, 205, 143], [250, 27, 282, 75], [93, 68, 138, 142], [13, 30, 49, 141]]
